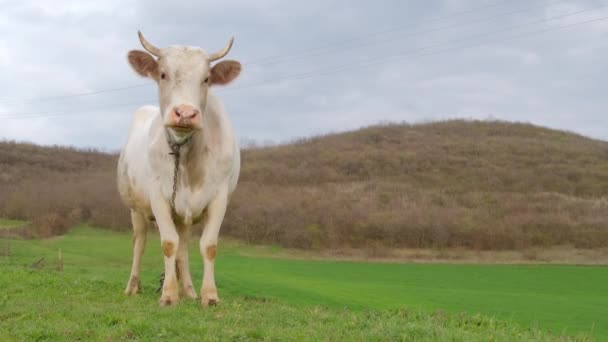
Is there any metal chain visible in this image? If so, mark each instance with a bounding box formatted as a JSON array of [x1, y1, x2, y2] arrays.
[[156, 271, 165, 293], [167, 134, 191, 219], [169, 143, 180, 219]]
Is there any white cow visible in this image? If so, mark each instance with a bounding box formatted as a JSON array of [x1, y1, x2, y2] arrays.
[[117, 31, 241, 306]]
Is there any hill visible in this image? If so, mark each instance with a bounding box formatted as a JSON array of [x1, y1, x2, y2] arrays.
[[1, 120, 608, 251], [0, 141, 123, 237], [226, 120, 608, 251]]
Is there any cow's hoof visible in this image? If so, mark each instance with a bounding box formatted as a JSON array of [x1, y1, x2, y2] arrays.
[[182, 286, 198, 300], [201, 292, 221, 307], [124, 276, 141, 295], [159, 295, 179, 307]]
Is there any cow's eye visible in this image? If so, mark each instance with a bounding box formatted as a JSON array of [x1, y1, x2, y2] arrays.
[[204, 77, 209, 84], [160, 73, 166, 80]]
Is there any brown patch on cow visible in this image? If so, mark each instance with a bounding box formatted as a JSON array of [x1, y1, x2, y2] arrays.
[[210, 60, 241, 85], [206, 245, 217, 261], [128, 50, 159, 80], [162, 241, 175, 257]]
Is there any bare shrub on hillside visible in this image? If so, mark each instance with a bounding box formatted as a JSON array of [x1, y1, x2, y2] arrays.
[[1, 120, 608, 250]]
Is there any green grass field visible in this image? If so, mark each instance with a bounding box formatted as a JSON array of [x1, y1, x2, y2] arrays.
[[0, 219, 26, 229], [1, 226, 605, 341]]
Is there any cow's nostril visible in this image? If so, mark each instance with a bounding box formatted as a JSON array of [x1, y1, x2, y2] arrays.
[[174, 106, 199, 120], [182, 111, 199, 119]]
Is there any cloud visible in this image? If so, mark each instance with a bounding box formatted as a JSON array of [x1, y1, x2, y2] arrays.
[[1, 0, 607, 150]]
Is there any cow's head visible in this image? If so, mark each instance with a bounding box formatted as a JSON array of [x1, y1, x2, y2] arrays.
[[128, 31, 241, 142]]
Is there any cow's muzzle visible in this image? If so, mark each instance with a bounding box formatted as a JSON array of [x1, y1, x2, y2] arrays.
[[167, 104, 201, 131]]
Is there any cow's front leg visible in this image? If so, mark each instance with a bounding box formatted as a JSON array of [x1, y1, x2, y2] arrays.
[[200, 188, 228, 306], [176, 226, 197, 299], [151, 194, 180, 307]]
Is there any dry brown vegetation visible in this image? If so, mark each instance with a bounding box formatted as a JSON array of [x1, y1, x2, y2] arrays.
[[1, 120, 608, 250], [0, 142, 123, 237]]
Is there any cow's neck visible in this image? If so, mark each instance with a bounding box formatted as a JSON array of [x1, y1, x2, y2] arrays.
[[163, 126, 209, 190], [164, 128, 208, 162], [165, 129, 193, 155]]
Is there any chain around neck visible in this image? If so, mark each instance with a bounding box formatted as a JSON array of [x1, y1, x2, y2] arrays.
[[167, 134, 192, 219]]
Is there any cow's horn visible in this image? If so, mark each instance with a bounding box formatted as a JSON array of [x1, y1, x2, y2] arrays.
[[138, 31, 162, 57], [209, 37, 234, 62]]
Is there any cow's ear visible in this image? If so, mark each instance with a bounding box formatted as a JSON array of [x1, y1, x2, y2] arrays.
[[209, 60, 241, 86], [128, 50, 159, 80]]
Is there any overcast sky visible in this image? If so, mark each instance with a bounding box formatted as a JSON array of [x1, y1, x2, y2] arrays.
[[0, 0, 607, 151]]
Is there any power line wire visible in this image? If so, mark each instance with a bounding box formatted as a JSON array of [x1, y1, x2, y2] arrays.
[[242, 0, 515, 66], [221, 5, 608, 92], [0, 0, 550, 105], [0, 83, 150, 106], [284, 15, 608, 85], [1, 100, 150, 119], [244, 0, 571, 67], [3, 11, 607, 120]]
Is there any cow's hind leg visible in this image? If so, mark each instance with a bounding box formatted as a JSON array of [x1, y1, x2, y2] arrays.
[[199, 188, 228, 306], [176, 226, 197, 299], [125, 210, 148, 295]]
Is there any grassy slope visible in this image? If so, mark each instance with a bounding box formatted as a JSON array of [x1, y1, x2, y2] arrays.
[[1, 226, 604, 340]]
